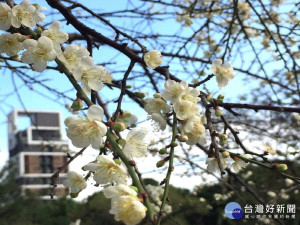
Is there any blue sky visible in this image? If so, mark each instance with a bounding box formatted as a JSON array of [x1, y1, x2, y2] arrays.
[[0, 0, 289, 171]]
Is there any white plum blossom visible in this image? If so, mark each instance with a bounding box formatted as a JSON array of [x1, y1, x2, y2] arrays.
[[177, 86, 200, 104], [110, 196, 147, 225], [21, 36, 56, 72], [237, 1, 251, 20], [162, 79, 202, 120], [162, 79, 188, 103], [143, 50, 162, 69], [65, 105, 107, 149], [173, 98, 199, 120], [63, 171, 87, 193], [267, 191, 276, 198], [69, 219, 81, 225], [57, 44, 90, 72], [176, 14, 193, 26], [32, 3, 46, 24], [144, 98, 170, 131], [103, 185, 146, 225], [103, 184, 137, 200], [160, 79, 205, 132], [83, 155, 128, 185], [144, 98, 170, 115], [182, 115, 206, 145], [41, 21, 68, 53], [211, 59, 235, 89], [73, 56, 108, 95], [11, 0, 44, 28], [264, 143, 276, 155], [292, 112, 300, 125], [285, 178, 294, 186], [271, 0, 286, 6], [0, 3, 12, 30], [122, 128, 148, 158], [0, 33, 24, 56], [205, 153, 229, 173], [99, 67, 113, 84], [151, 112, 167, 130], [232, 154, 253, 172]]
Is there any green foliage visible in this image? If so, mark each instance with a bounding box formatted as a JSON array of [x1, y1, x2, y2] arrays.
[[0, 163, 81, 225]]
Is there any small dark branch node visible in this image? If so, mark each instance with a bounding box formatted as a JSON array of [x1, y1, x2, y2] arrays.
[[129, 160, 136, 166], [160, 179, 166, 185]]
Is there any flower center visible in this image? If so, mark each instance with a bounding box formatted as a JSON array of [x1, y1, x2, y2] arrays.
[[0, 10, 8, 19], [36, 47, 48, 58], [216, 66, 230, 77], [73, 121, 98, 137], [5, 38, 15, 46]]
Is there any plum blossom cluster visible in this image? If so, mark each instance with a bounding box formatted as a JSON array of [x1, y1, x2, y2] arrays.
[[103, 184, 147, 225], [59, 46, 113, 95], [83, 155, 128, 185], [0, 0, 112, 94], [64, 162, 147, 225], [0, 0, 45, 30], [144, 79, 206, 145]]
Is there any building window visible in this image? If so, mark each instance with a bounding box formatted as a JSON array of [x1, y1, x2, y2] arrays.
[[32, 130, 60, 141], [40, 156, 53, 173]]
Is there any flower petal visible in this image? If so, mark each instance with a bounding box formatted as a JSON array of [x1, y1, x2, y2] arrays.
[[87, 105, 104, 121]]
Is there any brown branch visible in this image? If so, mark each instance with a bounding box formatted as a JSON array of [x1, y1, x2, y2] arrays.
[[111, 61, 135, 121], [213, 103, 300, 113], [50, 147, 87, 198]]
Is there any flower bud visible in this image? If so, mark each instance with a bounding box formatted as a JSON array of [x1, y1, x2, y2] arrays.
[[35, 27, 43, 35], [135, 92, 146, 99], [159, 148, 167, 155], [114, 159, 122, 165], [206, 93, 213, 103], [273, 164, 288, 171], [192, 78, 199, 84], [111, 122, 126, 132], [215, 108, 223, 117], [124, 112, 132, 118], [217, 94, 224, 104], [153, 93, 162, 98], [17, 35, 26, 42], [156, 160, 166, 168], [71, 99, 83, 111], [10, 54, 19, 60], [178, 135, 188, 142], [218, 134, 228, 140], [222, 151, 230, 158], [170, 142, 178, 147], [117, 139, 126, 147]]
